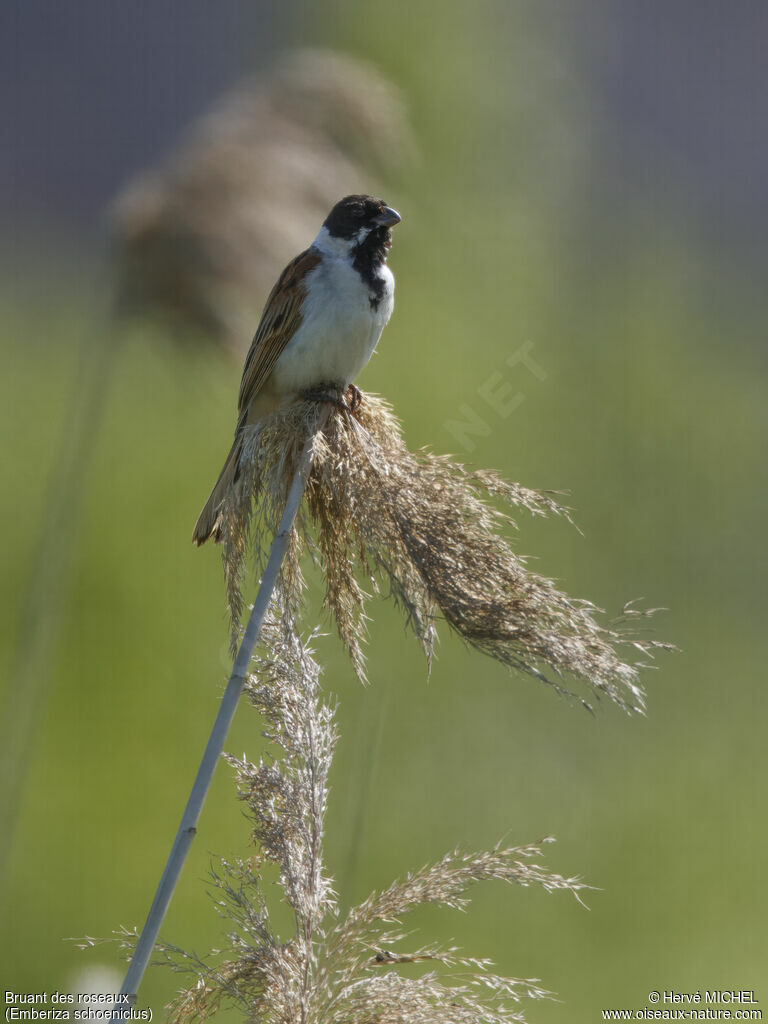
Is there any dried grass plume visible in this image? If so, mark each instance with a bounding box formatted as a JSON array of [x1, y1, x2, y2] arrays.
[[218, 393, 670, 714], [143, 613, 585, 1024]]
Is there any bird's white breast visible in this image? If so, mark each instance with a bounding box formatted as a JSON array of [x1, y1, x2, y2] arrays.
[[271, 241, 395, 395]]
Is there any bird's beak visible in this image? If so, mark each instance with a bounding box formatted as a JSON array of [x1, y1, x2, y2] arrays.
[[375, 206, 401, 227]]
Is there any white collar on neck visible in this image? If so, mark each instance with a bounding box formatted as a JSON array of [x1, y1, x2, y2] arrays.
[[313, 224, 369, 259]]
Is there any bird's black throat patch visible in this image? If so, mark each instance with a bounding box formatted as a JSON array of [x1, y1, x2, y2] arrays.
[[352, 225, 392, 310]]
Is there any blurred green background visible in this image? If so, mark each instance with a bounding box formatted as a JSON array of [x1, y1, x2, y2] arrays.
[[2, 3, 766, 1021]]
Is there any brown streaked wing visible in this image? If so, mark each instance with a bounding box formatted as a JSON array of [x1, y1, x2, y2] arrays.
[[236, 247, 322, 416]]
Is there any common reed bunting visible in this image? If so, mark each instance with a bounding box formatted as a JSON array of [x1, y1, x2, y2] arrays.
[[193, 194, 400, 545]]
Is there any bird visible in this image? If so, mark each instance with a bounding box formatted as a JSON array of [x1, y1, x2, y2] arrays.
[[192, 193, 401, 546]]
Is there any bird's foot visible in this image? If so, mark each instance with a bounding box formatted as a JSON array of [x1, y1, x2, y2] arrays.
[[301, 383, 350, 413], [345, 384, 363, 413]]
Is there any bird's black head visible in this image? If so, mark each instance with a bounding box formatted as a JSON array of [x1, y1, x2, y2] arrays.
[[323, 194, 401, 253]]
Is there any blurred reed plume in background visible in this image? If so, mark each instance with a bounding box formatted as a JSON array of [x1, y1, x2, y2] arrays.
[[217, 393, 669, 713], [143, 611, 584, 1024], [110, 48, 414, 356]]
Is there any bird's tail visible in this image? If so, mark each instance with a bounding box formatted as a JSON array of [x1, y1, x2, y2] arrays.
[[192, 437, 241, 546]]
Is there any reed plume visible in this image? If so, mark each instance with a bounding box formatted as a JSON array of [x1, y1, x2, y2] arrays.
[[219, 393, 669, 714], [146, 611, 585, 1024]]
